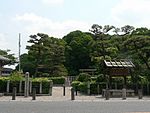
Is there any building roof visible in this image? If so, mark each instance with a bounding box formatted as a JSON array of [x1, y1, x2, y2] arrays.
[[104, 59, 135, 68], [0, 55, 10, 61], [0, 55, 11, 65]]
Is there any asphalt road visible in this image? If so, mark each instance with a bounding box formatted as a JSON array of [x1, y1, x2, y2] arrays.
[[0, 101, 150, 113]]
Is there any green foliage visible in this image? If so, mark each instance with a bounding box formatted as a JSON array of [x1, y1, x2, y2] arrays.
[[14, 26, 150, 91], [63, 30, 94, 75], [24, 33, 67, 77], [78, 82, 87, 93], [0, 78, 7, 93], [71, 80, 81, 89], [0, 77, 9, 81], [9, 71, 24, 82], [32, 77, 51, 83], [49, 76, 65, 84], [90, 81, 98, 94], [77, 73, 91, 82], [96, 74, 106, 83]]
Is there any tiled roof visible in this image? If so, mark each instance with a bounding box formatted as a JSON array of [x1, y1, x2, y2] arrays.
[[104, 59, 135, 68], [0, 55, 10, 61]]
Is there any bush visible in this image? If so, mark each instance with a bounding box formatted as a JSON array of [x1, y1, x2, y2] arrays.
[[96, 74, 106, 83], [90, 81, 97, 94], [32, 77, 51, 83], [32, 77, 52, 94], [49, 76, 65, 84], [77, 73, 91, 82], [0, 77, 8, 92], [71, 80, 81, 90], [78, 82, 87, 93], [9, 71, 24, 82]]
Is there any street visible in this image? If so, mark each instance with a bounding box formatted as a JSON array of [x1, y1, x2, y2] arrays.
[[0, 101, 150, 113]]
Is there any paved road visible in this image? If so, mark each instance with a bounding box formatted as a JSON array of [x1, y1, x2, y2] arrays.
[[0, 101, 150, 113]]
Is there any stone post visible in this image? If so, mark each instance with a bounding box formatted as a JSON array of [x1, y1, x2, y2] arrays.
[[71, 88, 75, 100], [63, 84, 65, 96], [97, 84, 100, 95], [6, 80, 10, 93], [138, 89, 143, 99], [105, 88, 110, 100], [19, 80, 22, 93], [29, 81, 32, 94], [24, 72, 29, 97], [12, 87, 16, 100], [49, 81, 53, 96], [39, 82, 42, 94], [87, 81, 90, 95], [122, 88, 126, 100], [32, 87, 36, 100]]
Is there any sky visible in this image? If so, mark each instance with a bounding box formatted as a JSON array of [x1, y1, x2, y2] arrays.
[[1, 0, 150, 60]]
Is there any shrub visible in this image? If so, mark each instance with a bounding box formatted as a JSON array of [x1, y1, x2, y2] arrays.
[[9, 71, 24, 82], [49, 76, 65, 84], [77, 73, 91, 82], [32, 77, 51, 83], [78, 82, 87, 93], [90, 81, 97, 94], [0, 77, 8, 92], [96, 74, 106, 83], [32, 77, 52, 94], [71, 80, 81, 90]]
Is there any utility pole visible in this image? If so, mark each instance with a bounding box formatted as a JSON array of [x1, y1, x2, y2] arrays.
[[19, 33, 21, 72]]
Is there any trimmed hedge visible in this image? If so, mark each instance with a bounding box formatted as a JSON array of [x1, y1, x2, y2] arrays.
[[49, 76, 65, 84]]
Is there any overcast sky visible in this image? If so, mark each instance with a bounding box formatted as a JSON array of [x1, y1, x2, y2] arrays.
[[1, 0, 150, 57]]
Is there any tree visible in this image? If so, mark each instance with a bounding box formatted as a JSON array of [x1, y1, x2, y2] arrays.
[[16, 53, 36, 75], [26, 33, 67, 77], [121, 25, 134, 35], [63, 30, 94, 76], [89, 24, 118, 73], [123, 35, 150, 73]]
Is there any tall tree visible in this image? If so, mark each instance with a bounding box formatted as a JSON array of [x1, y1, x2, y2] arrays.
[[63, 30, 93, 76], [123, 35, 150, 72], [26, 33, 67, 77]]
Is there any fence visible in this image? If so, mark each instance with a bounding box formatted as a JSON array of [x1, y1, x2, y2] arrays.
[[0, 80, 53, 96]]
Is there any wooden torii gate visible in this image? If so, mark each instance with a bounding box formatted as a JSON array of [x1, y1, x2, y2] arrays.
[[104, 59, 135, 89]]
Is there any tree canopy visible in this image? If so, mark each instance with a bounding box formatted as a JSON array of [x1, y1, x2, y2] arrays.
[[15, 25, 150, 79]]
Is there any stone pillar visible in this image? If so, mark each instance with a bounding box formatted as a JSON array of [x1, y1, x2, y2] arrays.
[[6, 80, 10, 93], [19, 80, 22, 93], [122, 88, 126, 100], [39, 82, 42, 94], [12, 87, 16, 100], [105, 88, 110, 100], [29, 81, 32, 94], [24, 72, 29, 97], [49, 81, 53, 96], [71, 88, 75, 100], [87, 81, 90, 95], [138, 89, 143, 99], [97, 84, 100, 95], [32, 87, 36, 100], [63, 84, 65, 96]]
